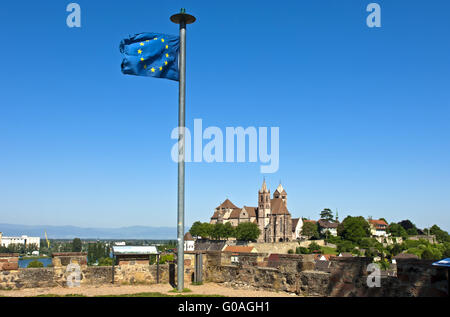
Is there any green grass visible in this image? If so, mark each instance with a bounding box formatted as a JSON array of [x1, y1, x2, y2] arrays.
[[169, 287, 192, 293], [320, 246, 338, 255]]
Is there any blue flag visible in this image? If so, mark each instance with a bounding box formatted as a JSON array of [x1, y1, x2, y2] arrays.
[[120, 32, 180, 81]]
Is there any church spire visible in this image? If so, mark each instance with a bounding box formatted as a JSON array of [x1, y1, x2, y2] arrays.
[[261, 178, 268, 192]]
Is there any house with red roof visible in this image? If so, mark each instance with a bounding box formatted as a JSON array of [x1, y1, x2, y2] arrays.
[[368, 219, 389, 237]]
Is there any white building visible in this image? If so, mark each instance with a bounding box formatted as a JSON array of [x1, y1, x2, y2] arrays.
[[184, 232, 195, 251], [291, 218, 303, 240], [0, 232, 40, 249], [368, 219, 389, 237], [318, 220, 339, 237]]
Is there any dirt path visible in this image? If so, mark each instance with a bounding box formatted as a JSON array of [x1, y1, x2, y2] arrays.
[[0, 283, 299, 297]]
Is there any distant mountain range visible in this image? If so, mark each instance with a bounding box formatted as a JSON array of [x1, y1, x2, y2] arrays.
[[0, 223, 183, 240]]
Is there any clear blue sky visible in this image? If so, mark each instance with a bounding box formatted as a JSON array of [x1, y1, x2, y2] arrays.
[[0, 1, 449, 231]]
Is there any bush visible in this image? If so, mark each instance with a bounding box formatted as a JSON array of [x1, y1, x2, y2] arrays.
[[287, 249, 294, 254], [296, 247, 310, 254], [308, 242, 321, 253], [159, 254, 174, 264], [98, 257, 114, 266], [27, 260, 44, 268]]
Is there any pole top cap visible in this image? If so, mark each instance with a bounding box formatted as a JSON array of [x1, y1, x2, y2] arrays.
[[170, 8, 196, 24]]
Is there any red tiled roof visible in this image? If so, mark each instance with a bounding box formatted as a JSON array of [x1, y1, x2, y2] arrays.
[[229, 208, 242, 219], [217, 199, 239, 210], [223, 246, 254, 253], [314, 254, 334, 261], [270, 198, 290, 215], [184, 232, 194, 241], [369, 219, 388, 226], [243, 206, 257, 218], [303, 219, 317, 224]]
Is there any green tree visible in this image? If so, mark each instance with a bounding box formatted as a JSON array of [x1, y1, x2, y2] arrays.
[[387, 223, 408, 239], [301, 222, 319, 239], [72, 238, 82, 252], [211, 223, 225, 240], [398, 220, 418, 236], [235, 222, 261, 241], [337, 216, 370, 243], [189, 221, 203, 238], [223, 222, 235, 239], [320, 208, 334, 221], [429, 225, 450, 243], [200, 223, 214, 239], [27, 260, 44, 268]]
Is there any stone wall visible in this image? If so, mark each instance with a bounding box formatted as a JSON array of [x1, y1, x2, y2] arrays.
[[1, 251, 447, 297], [0, 252, 202, 290], [203, 251, 448, 297], [0, 253, 19, 271], [248, 240, 326, 254]]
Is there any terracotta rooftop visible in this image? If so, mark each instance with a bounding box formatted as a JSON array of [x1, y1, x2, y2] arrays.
[[242, 206, 257, 218], [184, 232, 194, 241], [223, 246, 255, 253], [314, 254, 335, 261], [229, 208, 243, 219], [217, 199, 239, 210], [369, 219, 388, 227], [270, 198, 290, 215]]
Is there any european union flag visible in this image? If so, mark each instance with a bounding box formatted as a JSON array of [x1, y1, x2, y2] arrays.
[[120, 32, 180, 81]]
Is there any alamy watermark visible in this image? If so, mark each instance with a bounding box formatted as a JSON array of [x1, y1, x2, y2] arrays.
[[171, 119, 279, 174], [66, 3, 81, 28], [366, 3, 381, 28], [66, 263, 81, 288], [366, 263, 381, 288]]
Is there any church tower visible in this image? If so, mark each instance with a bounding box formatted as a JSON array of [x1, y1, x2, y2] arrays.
[[258, 179, 271, 241], [274, 183, 287, 205]]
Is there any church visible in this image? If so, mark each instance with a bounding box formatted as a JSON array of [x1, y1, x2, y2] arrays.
[[210, 180, 298, 242]]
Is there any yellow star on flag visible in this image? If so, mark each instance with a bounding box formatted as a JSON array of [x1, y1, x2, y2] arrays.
[[164, 61, 168, 65], [159, 66, 163, 71], [151, 67, 155, 72], [161, 38, 165, 43], [140, 42, 144, 46], [140, 57, 144, 61], [166, 53, 169, 57], [165, 45, 168, 49], [138, 49, 142, 54]]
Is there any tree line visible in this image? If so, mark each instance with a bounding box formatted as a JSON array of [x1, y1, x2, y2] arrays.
[[189, 221, 261, 241]]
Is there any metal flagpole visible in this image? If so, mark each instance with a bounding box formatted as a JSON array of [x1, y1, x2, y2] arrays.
[[170, 9, 196, 292]]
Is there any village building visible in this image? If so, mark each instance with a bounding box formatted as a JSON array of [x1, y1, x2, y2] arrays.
[[184, 232, 195, 251], [317, 220, 339, 236], [291, 218, 303, 240], [210, 180, 296, 242], [0, 232, 40, 249], [368, 219, 389, 237]]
